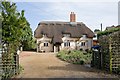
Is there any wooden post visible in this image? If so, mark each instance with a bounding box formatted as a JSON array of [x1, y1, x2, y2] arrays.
[[109, 37, 112, 73]]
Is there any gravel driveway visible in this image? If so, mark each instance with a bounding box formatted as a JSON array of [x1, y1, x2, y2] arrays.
[[17, 51, 119, 78]]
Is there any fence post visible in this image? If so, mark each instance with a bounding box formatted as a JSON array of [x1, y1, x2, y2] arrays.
[[109, 37, 112, 73], [0, 48, 2, 80]]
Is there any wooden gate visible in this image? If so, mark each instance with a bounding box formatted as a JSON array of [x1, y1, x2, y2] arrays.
[[91, 48, 102, 69]]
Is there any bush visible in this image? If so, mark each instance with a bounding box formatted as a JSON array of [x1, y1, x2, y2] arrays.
[[79, 48, 83, 51], [80, 60, 84, 65], [73, 60, 84, 65], [56, 50, 92, 65], [97, 27, 120, 37]]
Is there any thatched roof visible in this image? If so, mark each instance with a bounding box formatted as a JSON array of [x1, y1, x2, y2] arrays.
[[34, 21, 94, 44]]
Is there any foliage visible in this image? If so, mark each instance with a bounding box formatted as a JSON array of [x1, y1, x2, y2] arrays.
[[23, 38, 36, 51], [57, 50, 92, 65], [0, 0, 35, 79], [97, 27, 120, 37], [18, 65, 24, 74], [94, 29, 100, 33], [1, 1, 35, 51]]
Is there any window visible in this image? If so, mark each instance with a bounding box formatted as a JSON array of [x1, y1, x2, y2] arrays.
[[44, 42, 48, 47], [81, 42, 85, 46], [64, 42, 70, 47]]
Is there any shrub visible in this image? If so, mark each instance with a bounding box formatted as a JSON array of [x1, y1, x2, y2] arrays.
[[56, 50, 92, 65], [97, 27, 120, 37], [80, 60, 84, 65], [79, 48, 83, 51]]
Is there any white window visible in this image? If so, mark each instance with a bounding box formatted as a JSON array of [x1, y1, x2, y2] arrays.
[[44, 42, 48, 47], [81, 42, 85, 46], [64, 42, 70, 47]]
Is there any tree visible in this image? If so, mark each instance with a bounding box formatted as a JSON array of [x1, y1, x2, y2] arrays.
[[94, 29, 100, 33], [1, 1, 34, 51], [0, 1, 35, 78]]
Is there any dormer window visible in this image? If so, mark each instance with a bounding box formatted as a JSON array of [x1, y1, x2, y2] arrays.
[[83, 34, 87, 38], [63, 34, 70, 37]]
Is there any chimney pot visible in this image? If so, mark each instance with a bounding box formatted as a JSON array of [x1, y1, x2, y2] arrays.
[[70, 12, 76, 22]]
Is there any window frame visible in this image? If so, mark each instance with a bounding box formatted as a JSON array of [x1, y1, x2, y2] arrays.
[[64, 41, 70, 47], [81, 42, 85, 46], [44, 42, 48, 47]]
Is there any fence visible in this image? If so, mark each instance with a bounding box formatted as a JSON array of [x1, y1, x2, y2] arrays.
[[0, 48, 2, 80], [0, 44, 19, 79], [92, 31, 120, 74]]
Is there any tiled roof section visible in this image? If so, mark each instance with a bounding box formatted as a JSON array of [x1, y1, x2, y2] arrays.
[[34, 21, 94, 44]]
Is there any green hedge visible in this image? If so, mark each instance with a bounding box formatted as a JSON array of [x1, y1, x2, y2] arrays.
[[56, 50, 92, 65], [98, 27, 120, 37]]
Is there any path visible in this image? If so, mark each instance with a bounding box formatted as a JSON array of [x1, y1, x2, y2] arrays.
[[17, 51, 119, 78]]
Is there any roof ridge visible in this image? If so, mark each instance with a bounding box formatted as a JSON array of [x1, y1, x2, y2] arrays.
[[40, 21, 84, 24]]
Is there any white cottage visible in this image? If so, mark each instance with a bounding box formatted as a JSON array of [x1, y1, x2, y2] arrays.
[[34, 12, 94, 52]]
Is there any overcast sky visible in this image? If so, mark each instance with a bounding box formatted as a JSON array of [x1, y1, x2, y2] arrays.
[[14, 0, 119, 33]]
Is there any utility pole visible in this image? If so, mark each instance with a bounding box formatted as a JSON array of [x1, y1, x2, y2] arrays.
[[101, 23, 102, 31]]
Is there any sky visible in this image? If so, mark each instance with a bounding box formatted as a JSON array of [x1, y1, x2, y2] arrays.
[[13, 0, 119, 33]]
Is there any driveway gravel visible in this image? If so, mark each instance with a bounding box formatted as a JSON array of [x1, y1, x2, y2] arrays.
[[17, 51, 119, 78]]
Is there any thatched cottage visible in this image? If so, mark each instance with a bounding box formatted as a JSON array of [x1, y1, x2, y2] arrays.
[[34, 12, 94, 52]]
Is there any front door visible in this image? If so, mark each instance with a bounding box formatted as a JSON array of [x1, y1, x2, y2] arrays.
[[54, 43, 61, 52]]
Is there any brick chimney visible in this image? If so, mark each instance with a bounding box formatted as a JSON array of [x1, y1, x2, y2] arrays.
[[70, 12, 76, 22]]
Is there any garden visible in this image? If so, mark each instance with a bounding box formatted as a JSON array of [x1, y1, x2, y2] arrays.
[[56, 50, 92, 65]]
